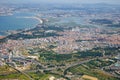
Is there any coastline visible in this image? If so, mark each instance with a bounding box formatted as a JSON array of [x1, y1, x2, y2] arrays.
[[17, 16, 43, 24], [0, 16, 43, 36]]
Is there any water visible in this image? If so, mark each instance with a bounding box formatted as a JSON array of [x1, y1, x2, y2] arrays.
[[0, 12, 39, 33], [47, 16, 86, 26]]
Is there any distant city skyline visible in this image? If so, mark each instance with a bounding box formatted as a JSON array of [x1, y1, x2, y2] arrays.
[[0, 0, 120, 4]]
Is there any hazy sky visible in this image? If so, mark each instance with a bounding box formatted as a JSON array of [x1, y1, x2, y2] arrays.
[[1, 0, 120, 4]]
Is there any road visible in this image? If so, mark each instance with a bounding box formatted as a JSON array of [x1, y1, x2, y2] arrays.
[[24, 57, 98, 74], [24, 56, 112, 73], [6, 55, 116, 80]]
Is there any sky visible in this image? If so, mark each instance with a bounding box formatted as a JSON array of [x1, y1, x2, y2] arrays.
[[0, 0, 120, 4]]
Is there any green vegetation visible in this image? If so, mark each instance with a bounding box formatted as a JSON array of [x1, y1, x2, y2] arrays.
[[0, 65, 31, 80], [39, 50, 72, 62], [67, 64, 118, 80], [0, 65, 63, 80], [94, 47, 119, 56], [5, 31, 59, 40], [0, 73, 29, 80], [0, 25, 63, 41], [74, 50, 102, 58], [0, 65, 16, 74], [32, 47, 119, 64], [0, 72, 57, 80], [28, 72, 66, 80], [0, 47, 118, 80], [40, 53, 72, 62], [28, 72, 51, 80], [85, 58, 116, 68]]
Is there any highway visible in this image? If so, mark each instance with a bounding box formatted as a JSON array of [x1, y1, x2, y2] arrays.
[[5, 55, 118, 80], [8, 65, 34, 80]]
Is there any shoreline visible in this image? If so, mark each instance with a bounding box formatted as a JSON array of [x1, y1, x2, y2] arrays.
[[17, 16, 43, 24], [0, 16, 43, 36]]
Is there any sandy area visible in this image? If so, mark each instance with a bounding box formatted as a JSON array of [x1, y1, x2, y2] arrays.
[[82, 75, 98, 80]]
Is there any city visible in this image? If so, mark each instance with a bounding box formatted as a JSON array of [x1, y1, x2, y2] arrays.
[[0, 0, 120, 80]]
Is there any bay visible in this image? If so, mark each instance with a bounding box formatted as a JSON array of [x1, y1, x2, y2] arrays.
[[0, 12, 39, 32]]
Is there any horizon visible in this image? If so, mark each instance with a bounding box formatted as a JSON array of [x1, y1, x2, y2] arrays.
[[0, 0, 120, 5]]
